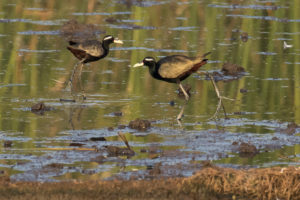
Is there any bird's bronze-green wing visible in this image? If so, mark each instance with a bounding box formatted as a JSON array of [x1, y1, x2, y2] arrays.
[[70, 40, 104, 57], [158, 55, 195, 79]]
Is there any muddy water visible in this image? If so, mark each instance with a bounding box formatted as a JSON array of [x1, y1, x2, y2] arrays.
[[0, 0, 299, 182]]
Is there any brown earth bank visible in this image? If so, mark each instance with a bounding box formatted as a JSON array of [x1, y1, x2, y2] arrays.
[[0, 166, 299, 200]]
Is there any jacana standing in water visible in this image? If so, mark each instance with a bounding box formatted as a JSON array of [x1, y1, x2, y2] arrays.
[[67, 35, 123, 94], [132, 52, 210, 101]]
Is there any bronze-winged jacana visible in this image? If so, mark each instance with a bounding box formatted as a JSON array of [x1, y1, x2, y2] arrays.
[[67, 35, 123, 63], [66, 35, 123, 95], [132, 53, 210, 101]]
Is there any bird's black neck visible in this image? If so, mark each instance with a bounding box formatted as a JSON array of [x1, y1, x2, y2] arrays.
[[101, 41, 111, 56], [147, 63, 161, 80]]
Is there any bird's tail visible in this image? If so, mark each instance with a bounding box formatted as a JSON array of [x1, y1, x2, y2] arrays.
[[193, 59, 208, 71], [201, 51, 211, 58], [194, 51, 211, 63]]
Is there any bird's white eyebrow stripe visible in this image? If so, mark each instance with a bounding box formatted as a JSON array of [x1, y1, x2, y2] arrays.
[[144, 58, 154, 61], [104, 36, 113, 40]]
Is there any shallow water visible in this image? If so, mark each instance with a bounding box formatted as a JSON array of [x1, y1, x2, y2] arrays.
[[0, 0, 299, 182]]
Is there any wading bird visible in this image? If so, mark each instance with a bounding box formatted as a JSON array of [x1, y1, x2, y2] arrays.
[[132, 53, 210, 101], [67, 35, 123, 95]]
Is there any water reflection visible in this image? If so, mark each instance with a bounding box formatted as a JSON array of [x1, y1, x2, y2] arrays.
[[0, 0, 299, 181]]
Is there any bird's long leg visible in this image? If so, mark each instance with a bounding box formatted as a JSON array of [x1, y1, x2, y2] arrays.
[[175, 80, 190, 124], [207, 73, 227, 119], [176, 100, 187, 121], [68, 62, 80, 88], [77, 63, 86, 100], [67, 60, 84, 96], [178, 81, 190, 101], [68, 106, 75, 131], [197, 72, 234, 119]]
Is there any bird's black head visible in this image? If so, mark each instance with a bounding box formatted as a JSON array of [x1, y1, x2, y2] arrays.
[[132, 57, 156, 68], [142, 57, 156, 66], [103, 35, 123, 45]]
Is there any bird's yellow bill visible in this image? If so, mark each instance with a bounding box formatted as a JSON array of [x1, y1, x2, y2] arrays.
[[114, 38, 123, 44], [132, 62, 144, 68]]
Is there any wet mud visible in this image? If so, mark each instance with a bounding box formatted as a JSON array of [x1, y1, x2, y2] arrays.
[[31, 102, 53, 115], [279, 122, 300, 135], [206, 62, 246, 83], [3, 140, 12, 148], [221, 63, 245, 76], [237, 142, 259, 157], [105, 145, 135, 157], [128, 118, 151, 131], [0, 117, 298, 182]]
